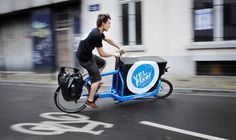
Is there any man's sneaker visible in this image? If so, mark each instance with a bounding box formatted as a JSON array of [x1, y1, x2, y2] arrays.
[[85, 100, 99, 108]]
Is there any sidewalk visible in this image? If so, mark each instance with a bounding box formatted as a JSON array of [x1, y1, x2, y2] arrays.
[[0, 71, 236, 92], [164, 74, 236, 92]]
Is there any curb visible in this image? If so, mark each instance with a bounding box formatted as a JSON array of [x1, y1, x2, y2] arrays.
[[173, 88, 236, 93], [0, 80, 236, 93], [0, 80, 57, 86]]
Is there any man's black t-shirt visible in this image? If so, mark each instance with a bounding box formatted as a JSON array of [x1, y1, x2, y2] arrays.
[[77, 28, 105, 62]]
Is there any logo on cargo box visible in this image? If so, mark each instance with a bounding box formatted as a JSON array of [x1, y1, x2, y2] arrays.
[[126, 61, 159, 94]]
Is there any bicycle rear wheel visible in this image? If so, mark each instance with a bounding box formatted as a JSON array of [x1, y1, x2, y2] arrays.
[[54, 85, 90, 113], [155, 78, 173, 99]]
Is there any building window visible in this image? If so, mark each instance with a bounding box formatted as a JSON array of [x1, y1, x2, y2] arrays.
[[55, 11, 70, 29], [135, 1, 142, 45], [224, 0, 236, 40], [121, 1, 142, 46], [193, 0, 236, 43], [122, 3, 129, 45], [196, 61, 236, 76], [193, 0, 214, 42]]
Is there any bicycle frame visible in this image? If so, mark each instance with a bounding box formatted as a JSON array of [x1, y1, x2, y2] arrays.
[[82, 69, 162, 102], [54, 56, 172, 113]]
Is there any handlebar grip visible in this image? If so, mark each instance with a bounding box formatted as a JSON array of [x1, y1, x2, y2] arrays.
[[119, 50, 125, 56]]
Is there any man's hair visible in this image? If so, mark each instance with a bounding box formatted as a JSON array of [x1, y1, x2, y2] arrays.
[[96, 13, 111, 27]]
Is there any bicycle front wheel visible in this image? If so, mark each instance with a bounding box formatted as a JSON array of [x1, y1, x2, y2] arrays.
[[155, 78, 173, 99], [54, 85, 90, 113]]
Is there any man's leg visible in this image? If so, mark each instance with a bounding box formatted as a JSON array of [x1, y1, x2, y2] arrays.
[[87, 80, 101, 102], [86, 57, 102, 108], [94, 55, 106, 73], [94, 55, 106, 86], [99, 65, 106, 73], [78, 58, 101, 108]]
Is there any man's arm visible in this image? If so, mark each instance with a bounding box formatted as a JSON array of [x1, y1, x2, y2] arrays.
[[96, 47, 119, 58], [104, 36, 120, 49]]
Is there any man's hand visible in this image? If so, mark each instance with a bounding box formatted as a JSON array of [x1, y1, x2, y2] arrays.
[[118, 47, 125, 54], [114, 52, 120, 58]]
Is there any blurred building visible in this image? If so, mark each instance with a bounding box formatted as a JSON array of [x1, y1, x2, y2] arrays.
[[0, 0, 236, 76], [0, 0, 80, 72]]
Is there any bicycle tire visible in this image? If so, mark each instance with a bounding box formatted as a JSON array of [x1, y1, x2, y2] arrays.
[[54, 85, 90, 113], [155, 78, 173, 99]]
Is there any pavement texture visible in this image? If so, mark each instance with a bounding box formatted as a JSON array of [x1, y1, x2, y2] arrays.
[[0, 71, 236, 92]]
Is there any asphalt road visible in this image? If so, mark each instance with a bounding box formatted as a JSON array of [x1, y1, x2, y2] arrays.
[[0, 83, 236, 140]]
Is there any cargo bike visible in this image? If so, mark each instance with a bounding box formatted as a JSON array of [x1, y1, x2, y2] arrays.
[[54, 52, 173, 113]]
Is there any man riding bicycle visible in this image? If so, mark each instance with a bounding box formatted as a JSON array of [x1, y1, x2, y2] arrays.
[[76, 13, 123, 108]]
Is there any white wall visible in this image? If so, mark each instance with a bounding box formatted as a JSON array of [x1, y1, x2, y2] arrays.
[[80, 0, 236, 76], [81, 0, 121, 46], [0, 16, 33, 71], [132, 0, 194, 75], [80, 0, 195, 74], [0, 0, 70, 14], [80, 0, 122, 72], [154, 0, 193, 74]]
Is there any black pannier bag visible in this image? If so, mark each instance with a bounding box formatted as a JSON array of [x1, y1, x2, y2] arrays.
[[58, 67, 84, 101]]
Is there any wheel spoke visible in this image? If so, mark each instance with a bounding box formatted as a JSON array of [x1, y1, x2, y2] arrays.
[[54, 86, 90, 113], [156, 79, 173, 99]]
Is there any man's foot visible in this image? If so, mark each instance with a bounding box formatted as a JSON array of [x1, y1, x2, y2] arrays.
[[85, 100, 99, 108]]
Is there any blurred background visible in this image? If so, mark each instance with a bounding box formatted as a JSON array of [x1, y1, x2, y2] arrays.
[[0, 0, 236, 76]]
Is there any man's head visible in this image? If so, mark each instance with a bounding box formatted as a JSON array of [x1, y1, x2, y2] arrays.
[[97, 13, 111, 32]]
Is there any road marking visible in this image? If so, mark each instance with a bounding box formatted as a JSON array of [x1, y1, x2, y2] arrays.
[[140, 121, 228, 140], [11, 112, 114, 135]]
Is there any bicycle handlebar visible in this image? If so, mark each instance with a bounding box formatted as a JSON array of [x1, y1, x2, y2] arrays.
[[116, 49, 125, 58]]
